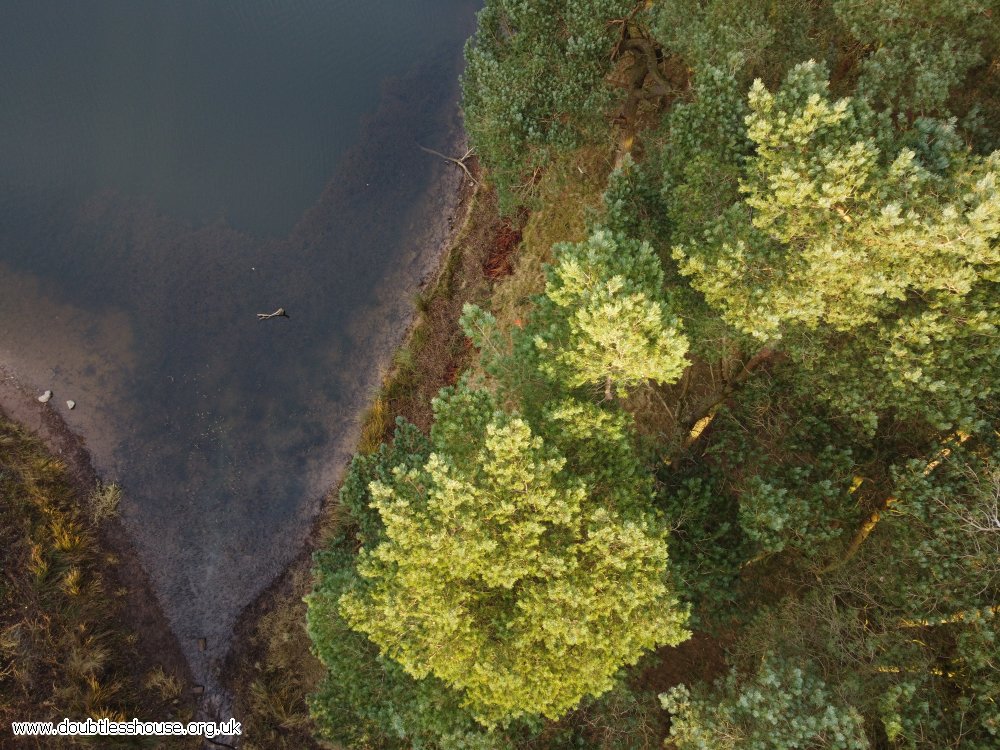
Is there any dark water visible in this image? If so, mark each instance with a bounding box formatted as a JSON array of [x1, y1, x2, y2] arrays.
[[0, 0, 477, 688]]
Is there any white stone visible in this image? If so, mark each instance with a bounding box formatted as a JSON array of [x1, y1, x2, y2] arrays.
[[66, 400, 76, 410], [37, 390, 52, 403]]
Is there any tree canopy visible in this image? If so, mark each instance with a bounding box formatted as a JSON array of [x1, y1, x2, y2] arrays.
[[337, 387, 689, 726], [308, 0, 1000, 746]]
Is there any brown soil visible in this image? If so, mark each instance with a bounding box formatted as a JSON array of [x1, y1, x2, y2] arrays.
[[634, 632, 729, 696], [380, 174, 520, 433], [483, 211, 526, 281], [629, 632, 730, 747]]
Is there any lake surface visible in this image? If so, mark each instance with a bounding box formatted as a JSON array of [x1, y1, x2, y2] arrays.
[[0, 0, 478, 689]]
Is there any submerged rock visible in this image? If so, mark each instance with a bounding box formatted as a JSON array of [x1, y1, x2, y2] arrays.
[[66, 400, 76, 410], [37, 390, 52, 403]]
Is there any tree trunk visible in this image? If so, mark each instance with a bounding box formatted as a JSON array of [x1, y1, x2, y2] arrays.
[[680, 346, 777, 450]]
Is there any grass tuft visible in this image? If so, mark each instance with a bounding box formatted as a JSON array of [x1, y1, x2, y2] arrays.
[[0, 415, 193, 746], [88, 481, 123, 523]]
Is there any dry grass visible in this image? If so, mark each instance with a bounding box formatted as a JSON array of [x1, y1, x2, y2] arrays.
[[144, 666, 183, 704], [88, 481, 122, 524], [356, 396, 390, 456], [0, 416, 194, 748]]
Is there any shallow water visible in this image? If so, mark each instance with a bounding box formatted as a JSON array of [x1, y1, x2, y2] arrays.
[[0, 0, 478, 686]]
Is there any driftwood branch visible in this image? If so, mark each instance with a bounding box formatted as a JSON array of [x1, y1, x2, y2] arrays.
[[256, 308, 289, 321], [418, 145, 478, 185]]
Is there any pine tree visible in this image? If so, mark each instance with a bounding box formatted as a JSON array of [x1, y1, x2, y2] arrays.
[[306, 422, 512, 749], [307, 534, 510, 750], [661, 657, 870, 750], [684, 440, 1000, 749], [532, 229, 689, 399], [337, 386, 689, 726], [462, 0, 635, 209], [672, 61, 1000, 429], [834, 0, 1000, 114]]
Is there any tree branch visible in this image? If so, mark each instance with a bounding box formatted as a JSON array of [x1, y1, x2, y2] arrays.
[[680, 346, 778, 450], [819, 432, 972, 575], [899, 604, 1000, 628], [418, 145, 478, 185]]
